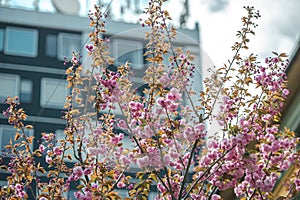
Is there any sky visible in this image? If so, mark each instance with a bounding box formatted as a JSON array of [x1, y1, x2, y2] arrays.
[[164, 0, 300, 68]]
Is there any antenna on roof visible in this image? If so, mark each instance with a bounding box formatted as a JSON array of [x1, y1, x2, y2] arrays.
[[180, 0, 190, 28], [52, 0, 80, 15]]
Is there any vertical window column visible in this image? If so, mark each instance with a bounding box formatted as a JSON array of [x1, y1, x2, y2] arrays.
[[45, 34, 57, 58], [20, 79, 33, 103], [0, 28, 4, 52]]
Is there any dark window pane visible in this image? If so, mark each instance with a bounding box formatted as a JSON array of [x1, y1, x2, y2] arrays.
[[20, 79, 33, 103], [45, 34, 57, 57]]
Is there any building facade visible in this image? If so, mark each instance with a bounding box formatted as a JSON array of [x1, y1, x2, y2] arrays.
[[272, 39, 300, 198], [0, 3, 201, 199]]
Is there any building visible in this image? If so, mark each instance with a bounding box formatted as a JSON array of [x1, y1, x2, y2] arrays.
[[272, 39, 300, 198], [0, 1, 201, 198]]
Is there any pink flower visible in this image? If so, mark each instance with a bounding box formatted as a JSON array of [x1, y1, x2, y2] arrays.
[[53, 146, 62, 156], [120, 155, 131, 166], [73, 166, 83, 178], [74, 191, 85, 200], [45, 155, 52, 163], [117, 120, 127, 129], [295, 179, 300, 191], [84, 167, 92, 175], [137, 156, 149, 168], [39, 144, 45, 153], [158, 72, 170, 85], [15, 183, 23, 191], [272, 57, 279, 63], [127, 183, 134, 190], [211, 194, 221, 200], [282, 89, 289, 96], [157, 182, 167, 193], [262, 114, 272, 122], [144, 125, 154, 138], [195, 123, 205, 133], [85, 44, 93, 52], [87, 146, 107, 156], [117, 182, 126, 188], [111, 133, 124, 145], [167, 88, 181, 101]]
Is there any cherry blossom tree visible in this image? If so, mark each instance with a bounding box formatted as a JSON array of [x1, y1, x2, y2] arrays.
[[1, 0, 299, 199]]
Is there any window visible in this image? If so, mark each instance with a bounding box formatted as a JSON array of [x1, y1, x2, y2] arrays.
[[66, 189, 77, 199], [0, 125, 34, 154], [102, 102, 123, 116], [149, 192, 157, 199], [4, 27, 38, 57], [58, 32, 81, 60], [0, 73, 20, 103], [0, 29, 4, 51], [121, 134, 138, 169], [112, 39, 143, 69], [0, 181, 7, 186], [55, 129, 77, 162], [45, 34, 57, 57], [116, 189, 130, 198], [40, 77, 68, 109], [20, 79, 33, 103], [161, 46, 182, 67]]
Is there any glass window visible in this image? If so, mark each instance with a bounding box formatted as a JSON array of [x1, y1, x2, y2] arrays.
[[4, 27, 38, 57], [0, 73, 20, 103], [149, 192, 157, 199], [102, 102, 123, 116], [0, 181, 7, 187], [57, 32, 81, 60], [55, 129, 77, 162], [20, 79, 33, 103], [0, 29, 4, 51], [116, 189, 130, 198], [67, 189, 77, 199], [121, 134, 137, 169], [40, 77, 68, 109], [112, 39, 143, 69], [161, 46, 182, 66], [0, 125, 34, 154], [45, 34, 57, 57]]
